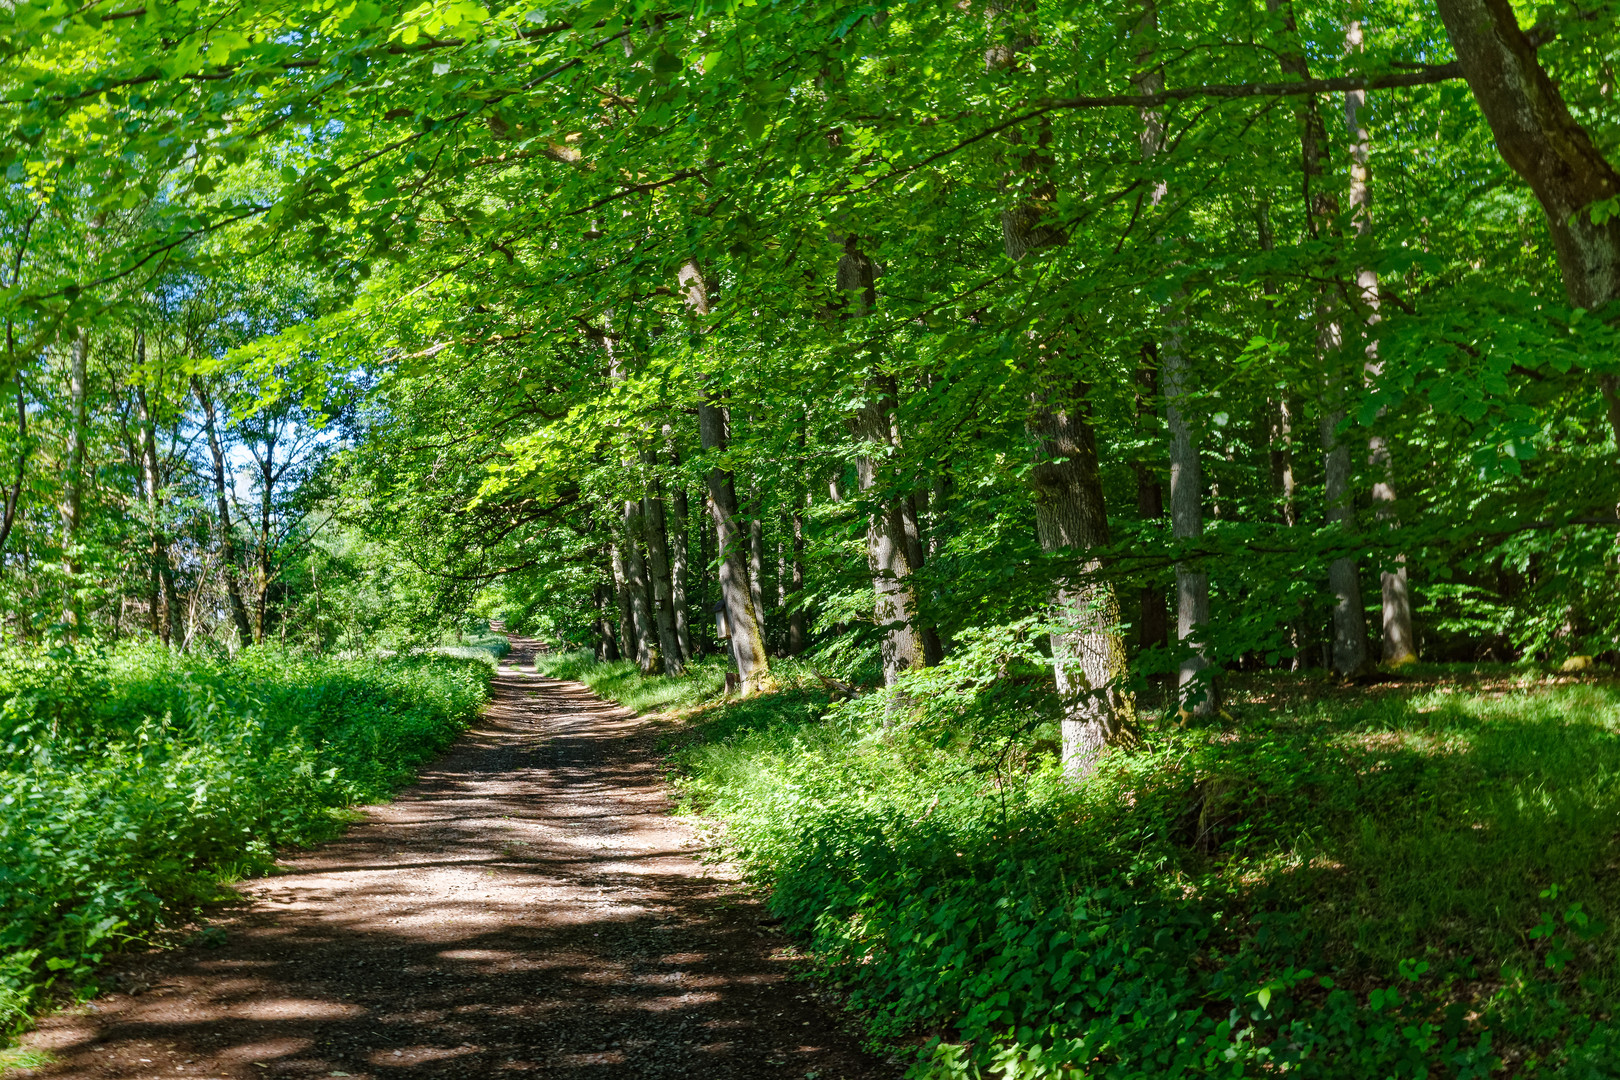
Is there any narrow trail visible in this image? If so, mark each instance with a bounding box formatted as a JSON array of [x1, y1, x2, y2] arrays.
[[20, 640, 896, 1080]]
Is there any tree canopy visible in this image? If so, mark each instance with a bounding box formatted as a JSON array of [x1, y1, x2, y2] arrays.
[[1, 0, 1618, 766]]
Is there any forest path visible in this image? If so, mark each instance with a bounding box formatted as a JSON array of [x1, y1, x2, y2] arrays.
[[20, 639, 893, 1080]]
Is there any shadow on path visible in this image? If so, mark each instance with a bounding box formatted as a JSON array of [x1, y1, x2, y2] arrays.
[[19, 639, 895, 1080]]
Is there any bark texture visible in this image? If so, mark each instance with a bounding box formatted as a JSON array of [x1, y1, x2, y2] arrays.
[[1162, 338, 1215, 711], [1432, 0, 1620, 452], [59, 329, 88, 634], [641, 473, 685, 674], [991, 2, 1130, 774], [610, 541, 637, 665], [837, 240, 933, 684], [1138, 27, 1217, 714], [620, 499, 660, 674], [1275, 0, 1370, 676], [0, 360, 26, 558], [134, 337, 180, 647], [787, 493, 807, 656], [744, 484, 768, 648], [1267, 396, 1298, 527], [1320, 359, 1370, 677], [667, 447, 693, 662], [1029, 400, 1132, 777], [192, 378, 254, 646], [681, 258, 771, 693], [593, 578, 621, 662], [698, 404, 771, 693], [1133, 363, 1169, 653], [1346, 19, 1417, 665]]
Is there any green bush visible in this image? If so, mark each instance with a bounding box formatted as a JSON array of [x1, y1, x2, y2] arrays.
[[650, 638, 1620, 1078], [0, 642, 490, 1032]]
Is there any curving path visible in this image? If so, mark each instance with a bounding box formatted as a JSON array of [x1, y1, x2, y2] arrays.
[[17, 640, 894, 1080]]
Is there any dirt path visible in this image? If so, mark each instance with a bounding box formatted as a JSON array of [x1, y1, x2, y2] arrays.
[[18, 641, 896, 1080]]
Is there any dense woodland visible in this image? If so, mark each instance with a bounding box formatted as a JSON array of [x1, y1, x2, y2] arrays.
[[4, 0, 1620, 1075]]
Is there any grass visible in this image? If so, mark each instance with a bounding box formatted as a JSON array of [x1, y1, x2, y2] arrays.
[[0, 641, 492, 1038], [534, 650, 737, 713], [430, 629, 512, 667], [551, 644, 1620, 1078], [0, 1047, 51, 1072]]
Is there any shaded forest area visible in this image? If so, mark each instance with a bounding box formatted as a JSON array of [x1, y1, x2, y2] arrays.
[[4, 0, 1620, 1075]]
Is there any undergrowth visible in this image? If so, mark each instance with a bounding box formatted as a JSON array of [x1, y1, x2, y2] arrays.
[[534, 650, 735, 713], [557, 637, 1620, 1078], [432, 629, 512, 667], [0, 642, 491, 1035]]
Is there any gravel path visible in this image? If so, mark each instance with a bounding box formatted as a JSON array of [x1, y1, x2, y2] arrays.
[[18, 640, 896, 1080]]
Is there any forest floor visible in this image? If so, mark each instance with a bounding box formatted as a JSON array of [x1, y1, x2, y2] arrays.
[[10, 638, 895, 1080]]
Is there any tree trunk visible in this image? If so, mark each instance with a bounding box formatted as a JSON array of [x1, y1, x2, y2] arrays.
[[256, 449, 274, 644], [594, 574, 621, 661], [851, 394, 925, 683], [192, 376, 254, 646], [122, 412, 160, 639], [1346, 19, 1418, 666], [59, 328, 88, 635], [0, 327, 28, 557], [681, 258, 771, 693], [668, 457, 692, 662], [1162, 338, 1215, 711], [620, 499, 661, 674], [696, 492, 713, 658], [1320, 337, 1370, 677], [990, 3, 1131, 773], [788, 491, 807, 656], [745, 483, 768, 649], [1030, 398, 1132, 777], [1432, 1, 1620, 440], [1133, 362, 1169, 653], [1137, 32, 1217, 714], [1267, 396, 1298, 527], [134, 337, 180, 648], [1275, 0, 1370, 677], [641, 476, 685, 674], [899, 491, 944, 665], [611, 539, 637, 664], [698, 405, 771, 692], [838, 241, 931, 684]]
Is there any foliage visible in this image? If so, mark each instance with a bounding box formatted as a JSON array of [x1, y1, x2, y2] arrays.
[[4, 0, 1620, 1069], [0, 643, 491, 1033], [571, 647, 1620, 1077], [536, 649, 731, 715]]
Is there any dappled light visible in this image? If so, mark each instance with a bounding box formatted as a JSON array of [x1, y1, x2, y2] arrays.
[[17, 644, 889, 1079], [6, 0, 1620, 1075]]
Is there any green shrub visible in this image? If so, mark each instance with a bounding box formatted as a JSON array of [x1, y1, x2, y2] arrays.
[[660, 641, 1620, 1078], [0, 642, 490, 1033]]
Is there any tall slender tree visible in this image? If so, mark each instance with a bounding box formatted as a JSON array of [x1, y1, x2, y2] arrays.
[[681, 259, 770, 693], [1138, 3, 1216, 713], [990, 5, 1131, 774], [1345, 18, 1417, 666], [839, 238, 931, 685], [59, 328, 89, 635]]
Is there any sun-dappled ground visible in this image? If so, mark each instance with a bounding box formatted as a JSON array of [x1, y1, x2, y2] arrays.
[[9, 639, 890, 1080]]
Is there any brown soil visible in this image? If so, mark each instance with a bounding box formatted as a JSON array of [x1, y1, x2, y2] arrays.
[[17, 640, 898, 1080]]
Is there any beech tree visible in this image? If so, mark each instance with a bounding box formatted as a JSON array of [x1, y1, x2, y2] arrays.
[[0, 0, 1616, 729]]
